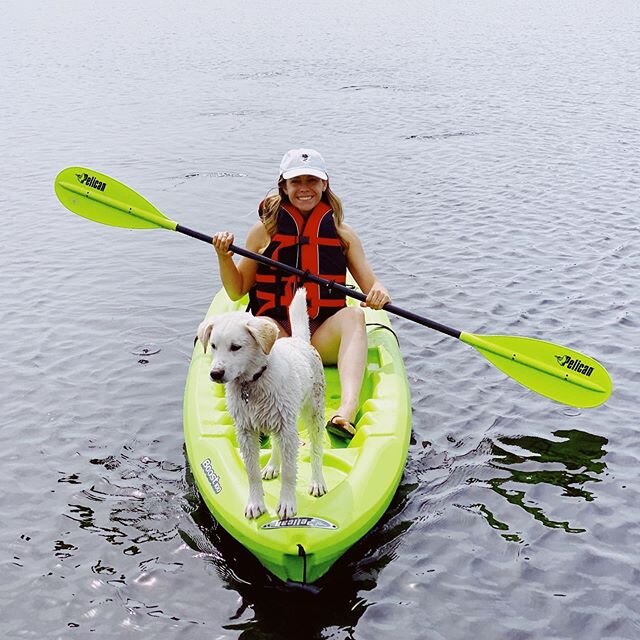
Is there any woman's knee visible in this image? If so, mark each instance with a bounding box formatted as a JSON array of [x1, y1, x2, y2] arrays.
[[338, 304, 365, 323], [341, 305, 366, 332], [311, 306, 365, 359]]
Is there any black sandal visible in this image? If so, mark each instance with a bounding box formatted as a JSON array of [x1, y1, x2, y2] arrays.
[[326, 415, 356, 440]]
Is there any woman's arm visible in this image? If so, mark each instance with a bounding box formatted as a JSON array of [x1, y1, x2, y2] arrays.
[[338, 223, 390, 310], [213, 222, 270, 300]]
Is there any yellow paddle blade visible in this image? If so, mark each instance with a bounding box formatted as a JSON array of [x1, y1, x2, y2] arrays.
[[460, 333, 612, 408], [54, 167, 177, 231]]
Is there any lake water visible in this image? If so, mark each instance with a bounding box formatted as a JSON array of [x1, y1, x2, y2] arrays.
[[2, 1, 639, 638]]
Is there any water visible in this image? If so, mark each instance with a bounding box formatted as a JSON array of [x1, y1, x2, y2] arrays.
[[1, 1, 639, 637]]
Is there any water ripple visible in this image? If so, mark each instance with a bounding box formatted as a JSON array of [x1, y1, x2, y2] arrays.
[[3, 1, 640, 638]]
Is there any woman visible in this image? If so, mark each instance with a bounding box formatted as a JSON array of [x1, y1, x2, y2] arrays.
[[212, 148, 390, 439]]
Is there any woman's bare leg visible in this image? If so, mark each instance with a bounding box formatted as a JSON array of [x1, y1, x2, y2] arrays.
[[311, 306, 367, 426]]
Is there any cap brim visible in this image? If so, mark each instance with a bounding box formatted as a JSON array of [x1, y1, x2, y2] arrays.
[[281, 168, 328, 180]]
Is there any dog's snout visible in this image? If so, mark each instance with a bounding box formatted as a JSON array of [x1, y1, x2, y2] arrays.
[[210, 368, 225, 382]]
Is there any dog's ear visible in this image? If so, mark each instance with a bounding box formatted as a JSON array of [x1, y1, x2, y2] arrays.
[[246, 317, 279, 355], [197, 318, 215, 353]]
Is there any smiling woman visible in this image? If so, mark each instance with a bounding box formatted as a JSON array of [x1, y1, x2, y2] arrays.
[[281, 174, 326, 213], [212, 148, 391, 440], [279, 148, 329, 212]]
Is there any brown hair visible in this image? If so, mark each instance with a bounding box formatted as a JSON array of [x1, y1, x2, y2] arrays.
[[260, 178, 344, 236]]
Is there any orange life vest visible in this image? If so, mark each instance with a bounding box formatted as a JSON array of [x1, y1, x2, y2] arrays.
[[248, 200, 347, 322]]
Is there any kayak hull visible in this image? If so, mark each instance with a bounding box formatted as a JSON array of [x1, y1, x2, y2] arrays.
[[183, 284, 412, 583]]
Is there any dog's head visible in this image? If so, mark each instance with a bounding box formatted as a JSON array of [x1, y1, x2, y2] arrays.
[[197, 312, 279, 384]]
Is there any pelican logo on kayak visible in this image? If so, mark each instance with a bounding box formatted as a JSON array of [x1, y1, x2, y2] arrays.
[[76, 172, 107, 192], [555, 355, 594, 377], [262, 517, 337, 530], [201, 458, 222, 494]]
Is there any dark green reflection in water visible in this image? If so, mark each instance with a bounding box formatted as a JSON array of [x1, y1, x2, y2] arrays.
[[484, 429, 608, 538]]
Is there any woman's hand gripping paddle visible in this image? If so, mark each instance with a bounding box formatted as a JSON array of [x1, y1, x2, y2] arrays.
[[54, 166, 613, 409]]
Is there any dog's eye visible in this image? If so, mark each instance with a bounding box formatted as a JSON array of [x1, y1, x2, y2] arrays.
[[230, 344, 242, 352], [210, 343, 216, 350]]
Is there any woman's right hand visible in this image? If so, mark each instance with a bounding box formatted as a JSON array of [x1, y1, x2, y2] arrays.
[[212, 231, 234, 257]]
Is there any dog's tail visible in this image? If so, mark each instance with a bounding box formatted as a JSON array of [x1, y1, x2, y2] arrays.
[[289, 287, 311, 343]]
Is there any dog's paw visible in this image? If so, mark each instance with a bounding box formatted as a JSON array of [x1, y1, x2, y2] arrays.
[[309, 480, 327, 498], [276, 497, 297, 519], [244, 501, 267, 519], [261, 464, 280, 480]]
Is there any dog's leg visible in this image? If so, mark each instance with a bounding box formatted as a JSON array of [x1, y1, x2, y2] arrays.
[[236, 427, 267, 519], [276, 425, 299, 519], [307, 386, 327, 497], [262, 436, 281, 480]]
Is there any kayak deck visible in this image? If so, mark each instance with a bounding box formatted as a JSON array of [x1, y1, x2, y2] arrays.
[[183, 284, 412, 583]]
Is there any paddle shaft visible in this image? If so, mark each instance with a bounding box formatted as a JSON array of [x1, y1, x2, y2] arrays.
[[175, 224, 462, 339], [177, 225, 604, 394], [53, 166, 612, 407]]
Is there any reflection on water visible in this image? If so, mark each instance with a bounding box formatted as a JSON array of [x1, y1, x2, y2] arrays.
[[50, 424, 610, 635], [58, 442, 186, 573], [487, 429, 608, 537], [413, 428, 608, 542]]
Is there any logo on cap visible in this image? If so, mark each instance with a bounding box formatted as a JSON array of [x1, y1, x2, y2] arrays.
[[302, 153, 309, 161]]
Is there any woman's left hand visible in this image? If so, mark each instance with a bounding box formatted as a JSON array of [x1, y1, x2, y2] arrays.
[[363, 282, 391, 310]]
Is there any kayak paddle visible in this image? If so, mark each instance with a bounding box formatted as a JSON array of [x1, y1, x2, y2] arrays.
[[54, 166, 612, 409]]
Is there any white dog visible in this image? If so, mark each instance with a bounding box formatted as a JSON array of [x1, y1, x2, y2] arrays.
[[197, 288, 327, 519]]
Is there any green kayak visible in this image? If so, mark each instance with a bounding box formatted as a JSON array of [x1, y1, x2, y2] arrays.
[[183, 282, 412, 584]]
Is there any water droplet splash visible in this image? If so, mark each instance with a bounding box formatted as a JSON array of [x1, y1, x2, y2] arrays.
[[130, 344, 161, 357]]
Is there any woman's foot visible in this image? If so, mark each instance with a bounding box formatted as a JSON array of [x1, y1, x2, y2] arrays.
[[326, 415, 356, 440]]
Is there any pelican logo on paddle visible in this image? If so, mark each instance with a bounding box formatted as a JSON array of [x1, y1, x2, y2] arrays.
[[555, 354, 594, 377], [201, 458, 222, 494], [75, 172, 107, 192]]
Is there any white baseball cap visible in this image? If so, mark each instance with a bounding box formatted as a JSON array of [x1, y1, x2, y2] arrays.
[[279, 148, 328, 180]]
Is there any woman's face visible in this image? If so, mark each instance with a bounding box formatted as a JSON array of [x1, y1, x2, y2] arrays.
[[282, 175, 327, 213]]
